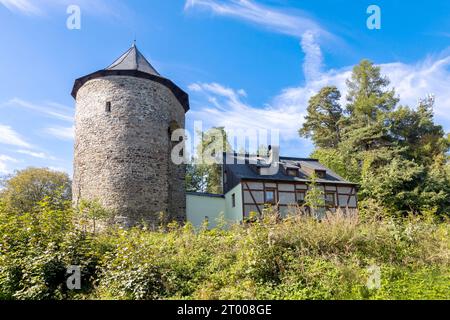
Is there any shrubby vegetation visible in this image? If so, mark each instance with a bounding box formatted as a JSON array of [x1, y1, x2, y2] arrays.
[[0, 170, 448, 300]]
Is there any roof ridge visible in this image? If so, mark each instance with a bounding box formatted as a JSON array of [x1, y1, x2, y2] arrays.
[[107, 46, 133, 70], [223, 152, 319, 162], [105, 44, 160, 76]]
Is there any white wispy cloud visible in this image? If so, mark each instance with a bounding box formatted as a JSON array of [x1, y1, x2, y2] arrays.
[[0, 124, 32, 148], [187, 82, 307, 146], [185, 0, 331, 39], [0, 155, 18, 174], [185, 0, 333, 95], [44, 126, 74, 141], [301, 30, 323, 82], [16, 149, 57, 160], [188, 49, 450, 156], [0, 0, 129, 18], [6, 98, 74, 122], [381, 56, 450, 122], [273, 54, 450, 126], [0, 0, 41, 15], [0, 97, 74, 173]]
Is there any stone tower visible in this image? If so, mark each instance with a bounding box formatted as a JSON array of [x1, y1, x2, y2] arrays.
[[71, 43, 189, 227]]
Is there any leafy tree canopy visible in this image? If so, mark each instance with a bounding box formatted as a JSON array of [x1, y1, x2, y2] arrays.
[[186, 127, 232, 194], [0, 167, 71, 214]]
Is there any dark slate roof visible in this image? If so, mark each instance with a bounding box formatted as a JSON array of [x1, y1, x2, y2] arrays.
[[71, 43, 190, 112], [224, 153, 357, 185], [106, 43, 160, 76]]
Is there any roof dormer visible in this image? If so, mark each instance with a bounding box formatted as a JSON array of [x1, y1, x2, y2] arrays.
[[314, 169, 327, 179]]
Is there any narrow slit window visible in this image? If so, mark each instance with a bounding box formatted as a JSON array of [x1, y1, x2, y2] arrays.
[[232, 193, 236, 208], [105, 101, 111, 112]]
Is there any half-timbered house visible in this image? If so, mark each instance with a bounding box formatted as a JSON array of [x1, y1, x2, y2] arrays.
[[186, 152, 358, 227]]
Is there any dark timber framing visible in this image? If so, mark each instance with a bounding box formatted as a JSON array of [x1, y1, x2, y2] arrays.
[[241, 179, 358, 218]]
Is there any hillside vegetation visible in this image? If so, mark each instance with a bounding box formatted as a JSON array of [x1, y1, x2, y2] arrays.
[[0, 195, 448, 300]]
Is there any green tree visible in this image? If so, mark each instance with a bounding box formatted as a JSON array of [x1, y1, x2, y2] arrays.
[[419, 154, 450, 214], [0, 167, 71, 214], [301, 59, 450, 217], [304, 174, 325, 218], [346, 60, 398, 121], [343, 60, 399, 153], [446, 155, 450, 178], [186, 161, 208, 192], [310, 148, 360, 183], [389, 96, 450, 165], [77, 199, 112, 234], [300, 86, 343, 148], [187, 127, 232, 194]]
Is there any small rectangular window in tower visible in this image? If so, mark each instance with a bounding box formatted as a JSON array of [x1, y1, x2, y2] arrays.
[[232, 193, 236, 208], [105, 101, 111, 113]]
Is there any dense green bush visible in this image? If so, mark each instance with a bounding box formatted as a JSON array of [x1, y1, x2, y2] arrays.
[[0, 198, 106, 300], [0, 199, 449, 300]]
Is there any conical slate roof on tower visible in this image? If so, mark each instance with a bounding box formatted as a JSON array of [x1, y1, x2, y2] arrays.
[[106, 43, 160, 76], [71, 43, 189, 111]]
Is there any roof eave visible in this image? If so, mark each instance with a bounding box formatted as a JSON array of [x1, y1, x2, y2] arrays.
[[239, 177, 359, 186], [71, 69, 190, 112]]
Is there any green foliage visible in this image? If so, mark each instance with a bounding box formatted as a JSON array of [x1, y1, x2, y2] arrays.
[[301, 60, 450, 217], [0, 167, 71, 214], [0, 168, 448, 300], [76, 199, 113, 234], [368, 266, 450, 300], [346, 59, 398, 120], [186, 127, 232, 194], [310, 148, 360, 182], [304, 175, 325, 217], [186, 162, 207, 193], [95, 212, 449, 300], [0, 197, 449, 300], [300, 86, 343, 148], [0, 198, 105, 300]]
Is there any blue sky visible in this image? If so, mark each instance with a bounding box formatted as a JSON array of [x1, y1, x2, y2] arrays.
[[1, 0, 450, 176]]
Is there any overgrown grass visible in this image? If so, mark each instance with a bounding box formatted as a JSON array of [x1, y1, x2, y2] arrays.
[[0, 201, 449, 300]]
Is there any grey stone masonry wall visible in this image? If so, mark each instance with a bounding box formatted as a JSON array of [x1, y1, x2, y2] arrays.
[[73, 75, 186, 227]]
